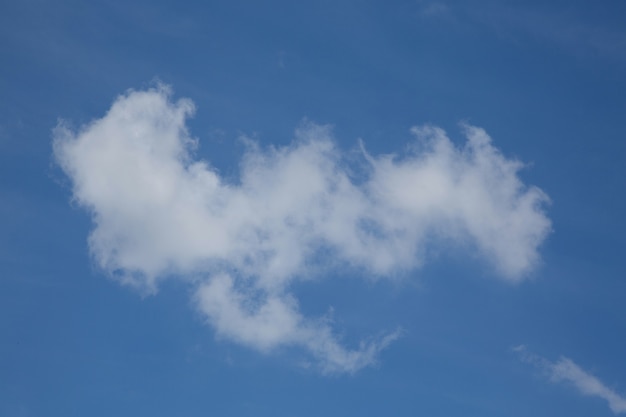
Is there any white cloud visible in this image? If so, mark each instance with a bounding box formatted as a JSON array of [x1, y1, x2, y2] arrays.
[[196, 273, 401, 374], [53, 85, 551, 373], [515, 346, 626, 414]]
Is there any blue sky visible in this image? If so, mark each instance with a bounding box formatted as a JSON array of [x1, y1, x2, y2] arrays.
[[2, 0, 626, 416]]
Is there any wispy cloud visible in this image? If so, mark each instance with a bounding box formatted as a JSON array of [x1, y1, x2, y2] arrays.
[[53, 85, 551, 373], [416, 3, 626, 63], [468, 4, 626, 63], [417, 1, 450, 18], [515, 346, 626, 414]]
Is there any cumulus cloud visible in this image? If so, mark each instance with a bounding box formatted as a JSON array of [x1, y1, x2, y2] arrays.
[[515, 346, 626, 414], [53, 85, 551, 373]]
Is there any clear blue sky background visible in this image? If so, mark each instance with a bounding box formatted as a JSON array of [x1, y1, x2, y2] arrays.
[[1, 1, 626, 416]]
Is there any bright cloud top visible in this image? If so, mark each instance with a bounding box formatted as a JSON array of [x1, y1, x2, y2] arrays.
[[53, 86, 551, 373], [516, 346, 626, 414]]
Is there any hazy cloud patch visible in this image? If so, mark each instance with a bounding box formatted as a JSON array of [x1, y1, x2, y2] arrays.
[[417, 1, 450, 18]]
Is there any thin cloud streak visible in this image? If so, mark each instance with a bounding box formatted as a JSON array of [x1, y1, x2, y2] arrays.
[[515, 346, 626, 414], [465, 3, 626, 63], [53, 85, 551, 373]]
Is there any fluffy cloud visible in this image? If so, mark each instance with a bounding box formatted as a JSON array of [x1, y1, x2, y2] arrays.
[[53, 85, 551, 373], [515, 346, 626, 414]]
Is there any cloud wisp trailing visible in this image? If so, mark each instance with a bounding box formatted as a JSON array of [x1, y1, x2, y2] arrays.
[[515, 346, 626, 414], [53, 85, 551, 373]]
